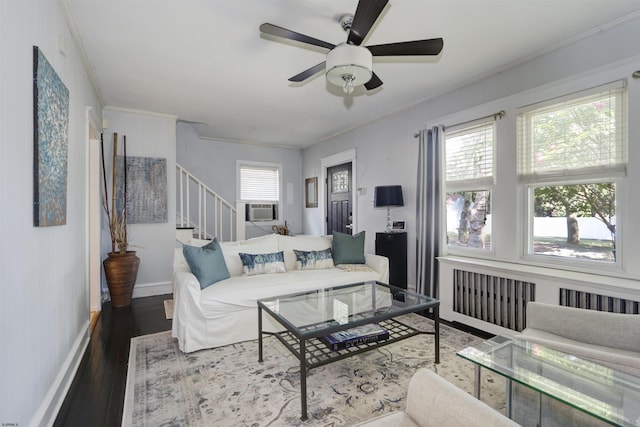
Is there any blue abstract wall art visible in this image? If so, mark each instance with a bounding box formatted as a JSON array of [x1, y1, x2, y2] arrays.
[[116, 156, 168, 224], [33, 46, 69, 226]]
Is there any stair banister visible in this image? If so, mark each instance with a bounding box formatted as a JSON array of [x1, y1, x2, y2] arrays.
[[176, 164, 241, 242]]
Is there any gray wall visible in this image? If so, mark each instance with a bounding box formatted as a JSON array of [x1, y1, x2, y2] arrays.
[[177, 121, 304, 237], [302, 14, 640, 289], [102, 108, 177, 297], [0, 0, 102, 424]]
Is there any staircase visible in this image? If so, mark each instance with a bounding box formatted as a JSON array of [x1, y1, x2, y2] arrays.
[[176, 164, 243, 242]]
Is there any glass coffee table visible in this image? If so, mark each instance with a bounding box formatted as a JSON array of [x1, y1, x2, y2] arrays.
[[257, 281, 440, 420], [457, 336, 640, 426]]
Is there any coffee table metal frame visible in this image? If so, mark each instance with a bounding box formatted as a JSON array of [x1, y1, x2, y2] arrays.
[[257, 281, 440, 420]]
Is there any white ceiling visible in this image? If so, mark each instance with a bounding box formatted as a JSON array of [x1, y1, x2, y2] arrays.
[[65, 0, 640, 149]]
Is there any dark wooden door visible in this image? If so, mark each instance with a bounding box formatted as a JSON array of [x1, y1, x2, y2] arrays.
[[326, 162, 352, 235]]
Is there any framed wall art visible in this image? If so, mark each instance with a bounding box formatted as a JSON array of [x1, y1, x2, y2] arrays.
[[305, 177, 318, 208], [116, 156, 168, 224], [33, 46, 69, 226]]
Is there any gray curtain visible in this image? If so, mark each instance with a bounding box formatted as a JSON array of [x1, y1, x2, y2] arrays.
[[415, 126, 442, 297]]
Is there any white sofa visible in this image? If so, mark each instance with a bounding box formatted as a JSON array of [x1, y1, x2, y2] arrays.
[[171, 233, 390, 353]]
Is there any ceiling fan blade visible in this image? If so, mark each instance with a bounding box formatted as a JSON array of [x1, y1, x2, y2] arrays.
[[347, 0, 389, 46], [288, 62, 326, 82], [364, 73, 383, 90], [260, 23, 335, 50], [368, 38, 444, 56]]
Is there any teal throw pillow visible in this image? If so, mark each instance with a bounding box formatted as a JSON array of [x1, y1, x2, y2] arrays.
[[332, 231, 366, 265], [239, 251, 286, 276], [182, 238, 230, 289], [294, 248, 334, 270]]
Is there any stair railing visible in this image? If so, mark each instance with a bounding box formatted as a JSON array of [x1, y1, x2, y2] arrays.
[[176, 164, 240, 242]]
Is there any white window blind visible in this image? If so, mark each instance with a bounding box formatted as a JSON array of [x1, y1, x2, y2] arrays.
[[239, 164, 279, 201], [445, 122, 494, 189], [517, 85, 627, 183]]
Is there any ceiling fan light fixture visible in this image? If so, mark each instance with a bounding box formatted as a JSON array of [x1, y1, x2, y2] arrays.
[[326, 43, 372, 95]]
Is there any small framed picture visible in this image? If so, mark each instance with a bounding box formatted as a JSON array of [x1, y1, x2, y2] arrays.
[[392, 220, 405, 231], [305, 177, 318, 208]]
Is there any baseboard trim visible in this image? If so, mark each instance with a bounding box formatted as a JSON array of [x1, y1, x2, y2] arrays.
[[29, 319, 90, 427], [132, 281, 172, 298]]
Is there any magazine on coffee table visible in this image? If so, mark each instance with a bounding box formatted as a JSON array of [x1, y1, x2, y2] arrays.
[[321, 323, 389, 351]]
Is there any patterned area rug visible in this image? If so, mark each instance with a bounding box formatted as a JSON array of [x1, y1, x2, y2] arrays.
[[122, 313, 507, 426]]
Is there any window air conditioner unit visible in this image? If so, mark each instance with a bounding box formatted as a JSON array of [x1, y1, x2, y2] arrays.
[[246, 203, 277, 222]]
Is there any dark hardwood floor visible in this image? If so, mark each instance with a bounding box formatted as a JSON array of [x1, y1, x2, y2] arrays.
[[54, 295, 172, 427]]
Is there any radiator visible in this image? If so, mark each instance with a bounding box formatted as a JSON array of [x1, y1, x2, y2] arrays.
[[560, 288, 640, 314], [453, 269, 536, 332]]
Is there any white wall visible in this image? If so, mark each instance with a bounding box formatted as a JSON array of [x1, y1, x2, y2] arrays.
[[302, 14, 640, 291], [176, 121, 303, 237], [0, 0, 101, 425], [102, 108, 177, 298]]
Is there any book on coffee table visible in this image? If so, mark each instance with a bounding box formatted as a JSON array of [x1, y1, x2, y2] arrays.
[[321, 323, 389, 351]]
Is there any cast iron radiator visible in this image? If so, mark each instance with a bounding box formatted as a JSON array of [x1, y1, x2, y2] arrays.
[[559, 288, 640, 314], [453, 269, 536, 332]]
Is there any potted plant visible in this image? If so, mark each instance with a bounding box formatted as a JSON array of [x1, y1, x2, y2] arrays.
[[101, 132, 140, 308]]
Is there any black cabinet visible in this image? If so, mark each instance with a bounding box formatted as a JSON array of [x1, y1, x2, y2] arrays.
[[375, 232, 407, 289]]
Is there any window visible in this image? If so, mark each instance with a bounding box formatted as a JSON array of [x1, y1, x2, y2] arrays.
[[518, 83, 626, 263], [444, 122, 495, 250], [238, 162, 280, 202]]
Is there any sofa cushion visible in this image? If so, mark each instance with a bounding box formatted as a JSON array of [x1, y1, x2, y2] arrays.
[[294, 248, 334, 270], [198, 268, 382, 317], [276, 234, 331, 271], [239, 251, 286, 276], [182, 238, 230, 289], [220, 234, 279, 276], [525, 302, 640, 353], [332, 231, 366, 265]]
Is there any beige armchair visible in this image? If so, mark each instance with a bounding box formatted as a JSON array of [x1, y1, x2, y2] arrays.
[[353, 368, 518, 427], [511, 302, 640, 427], [517, 302, 640, 377]]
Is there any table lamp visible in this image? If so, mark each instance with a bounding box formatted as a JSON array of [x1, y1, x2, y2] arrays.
[[374, 185, 404, 232]]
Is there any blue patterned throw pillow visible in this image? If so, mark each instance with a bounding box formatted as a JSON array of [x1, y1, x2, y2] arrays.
[[238, 251, 286, 276], [294, 248, 334, 270], [182, 238, 230, 289]]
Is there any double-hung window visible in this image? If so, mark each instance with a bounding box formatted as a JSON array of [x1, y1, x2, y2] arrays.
[[517, 82, 627, 264], [444, 121, 495, 250]]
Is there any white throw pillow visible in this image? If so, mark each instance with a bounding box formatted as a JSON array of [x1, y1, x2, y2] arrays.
[[220, 234, 279, 276], [277, 235, 331, 271]]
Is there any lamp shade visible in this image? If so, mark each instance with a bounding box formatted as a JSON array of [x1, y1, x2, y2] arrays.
[[326, 43, 373, 95], [374, 185, 404, 207]]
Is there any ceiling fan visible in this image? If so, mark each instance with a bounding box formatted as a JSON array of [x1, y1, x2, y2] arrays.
[[259, 0, 443, 95]]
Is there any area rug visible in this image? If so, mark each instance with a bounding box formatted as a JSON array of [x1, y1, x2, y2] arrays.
[[163, 299, 173, 320], [122, 313, 507, 426]]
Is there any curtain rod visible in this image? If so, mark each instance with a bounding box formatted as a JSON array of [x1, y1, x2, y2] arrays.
[[413, 110, 506, 138]]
